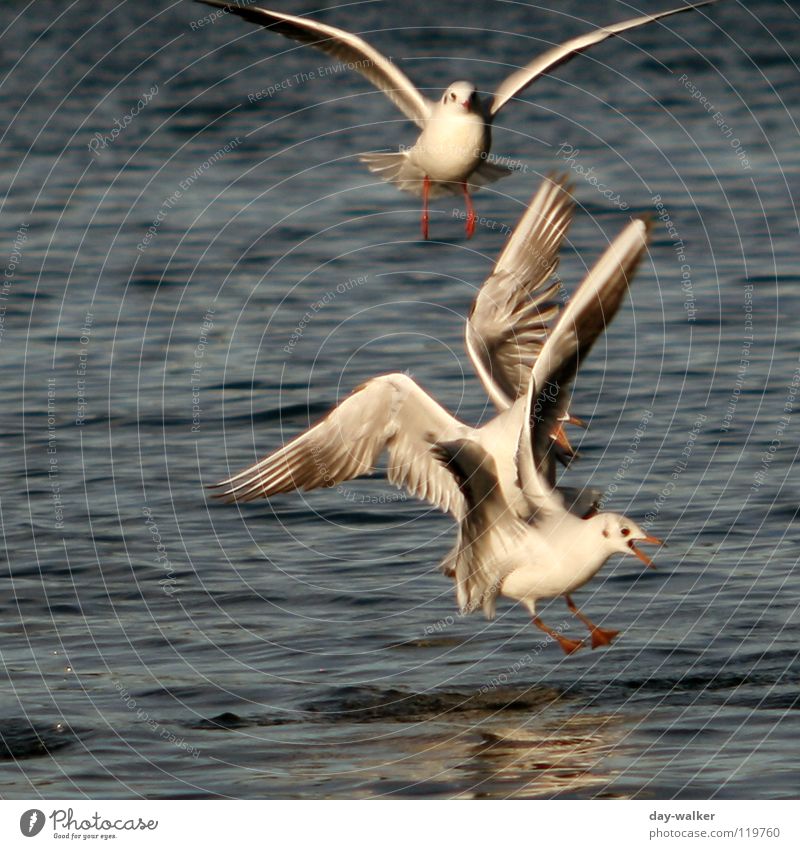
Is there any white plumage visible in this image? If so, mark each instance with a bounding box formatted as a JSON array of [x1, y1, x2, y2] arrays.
[[211, 176, 662, 652], [197, 0, 721, 237]]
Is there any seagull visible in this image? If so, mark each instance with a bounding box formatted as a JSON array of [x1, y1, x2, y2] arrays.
[[433, 439, 659, 654], [433, 215, 661, 653], [196, 0, 720, 239], [211, 175, 661, 650], [212, 174, 580, 521]]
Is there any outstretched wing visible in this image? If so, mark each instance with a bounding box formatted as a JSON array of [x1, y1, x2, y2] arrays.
[[520, 217, 652, 492], [196, 1, 432, 127], [211, 373, 466, 517], [490, 0, 720, 117], [465, 174, 574, 411]]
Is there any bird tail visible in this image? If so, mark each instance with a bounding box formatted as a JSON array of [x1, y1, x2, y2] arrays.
[[360, 150, 426, 196], [466, 158, 516, 190], [360, 150, 463, 198], [360, 151, 515, 198]]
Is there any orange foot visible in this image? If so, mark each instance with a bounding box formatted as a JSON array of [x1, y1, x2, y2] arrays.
[[533, 616, 583, 656], [555, 634, 585, 655], [589, 627, 620, 649]]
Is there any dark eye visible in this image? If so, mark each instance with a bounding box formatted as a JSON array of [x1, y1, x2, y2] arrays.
[[621, 528, 631, 537], [450, 92, 456, 101]]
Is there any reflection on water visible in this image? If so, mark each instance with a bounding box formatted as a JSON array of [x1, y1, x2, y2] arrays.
[[184, 684, 625, 799], [463, 710, 625, 799]]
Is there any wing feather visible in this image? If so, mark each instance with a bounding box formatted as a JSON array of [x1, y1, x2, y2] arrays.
[[491, 1, 720, 116], [211, 373, 467, 516], [466, 174, 575, 410], [433, 440, 525, 617], [528, 217, 653, 488], [196, 1, 432, 126]]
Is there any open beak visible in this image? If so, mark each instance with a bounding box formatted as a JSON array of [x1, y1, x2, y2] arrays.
[[629, 535, 663, 570]]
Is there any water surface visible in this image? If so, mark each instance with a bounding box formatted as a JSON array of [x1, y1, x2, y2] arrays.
[[0, 0, 798, 799]]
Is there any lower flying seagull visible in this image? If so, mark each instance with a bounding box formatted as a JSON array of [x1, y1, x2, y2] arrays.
[[211, 177, 661, 652]]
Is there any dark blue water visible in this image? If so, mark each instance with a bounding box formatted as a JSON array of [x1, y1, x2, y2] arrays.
[[0, 0, 798, 798]]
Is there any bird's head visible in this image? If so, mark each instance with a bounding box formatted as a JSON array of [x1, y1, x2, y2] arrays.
[[597, 513, 663, 569], [442, 81, 479, 112]]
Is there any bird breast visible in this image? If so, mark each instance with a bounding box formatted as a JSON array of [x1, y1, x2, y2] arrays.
[[411, 109, 489, 182], [501, 518, 616, 604]]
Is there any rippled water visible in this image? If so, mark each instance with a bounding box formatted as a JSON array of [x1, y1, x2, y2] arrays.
[[0, 0, 798, 799]]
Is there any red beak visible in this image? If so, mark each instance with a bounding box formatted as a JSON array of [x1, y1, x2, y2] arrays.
[[461, 100, 471, 109], [630, 535, 663, 570]]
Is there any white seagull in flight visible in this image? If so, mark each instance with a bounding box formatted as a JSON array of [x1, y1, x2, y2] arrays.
[[432, 217, 660, 653], [197, 0, 719, 239], [211, 175, 661, 652]]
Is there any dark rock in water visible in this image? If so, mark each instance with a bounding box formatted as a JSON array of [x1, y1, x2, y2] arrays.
[[303, 685, 560, 722], [189, 711, 293, 731], [385, 636, 469, 650], [192, 712, 249, 730], [0, 719, 76, 760]]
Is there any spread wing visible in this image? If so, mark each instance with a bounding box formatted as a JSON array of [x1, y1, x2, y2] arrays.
[[490, 0, 720, 117], [210, 373, 466, 517], [196, 1, 432, 127], [465, 173, 575, 411], [519, 217, 652, 494]]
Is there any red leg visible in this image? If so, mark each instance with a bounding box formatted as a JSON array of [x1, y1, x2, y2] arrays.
[[532, 616, 583, 655], [565, 595, 620, 649], [461, 182, 475, 239], [421, 175, 430, 240]]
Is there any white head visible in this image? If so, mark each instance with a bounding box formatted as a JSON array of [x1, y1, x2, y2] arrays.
[[441, 80, 479, 113], [594, 513, 663, 569]]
